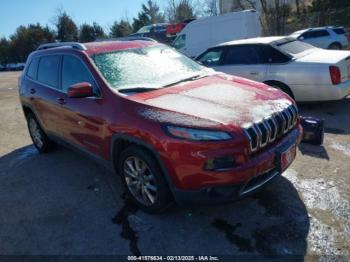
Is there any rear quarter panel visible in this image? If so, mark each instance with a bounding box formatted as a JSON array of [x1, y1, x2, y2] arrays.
[[266, 61, 331, 101]]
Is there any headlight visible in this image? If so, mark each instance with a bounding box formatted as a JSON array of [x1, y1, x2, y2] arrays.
[[164, 125, 232, 141]]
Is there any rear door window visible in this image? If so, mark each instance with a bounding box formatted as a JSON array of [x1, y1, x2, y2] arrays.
[[222, 45, 263, 65], [333, 28, 346, 35], [303, 30, 330, 39], [26, 58, 39, 80], [260, 45, 291, 63], [37, 55, 61, 89], [61, 55, 97, 94]]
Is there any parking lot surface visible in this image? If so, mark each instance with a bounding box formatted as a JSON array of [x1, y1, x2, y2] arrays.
[[0, 71, 349, 256]]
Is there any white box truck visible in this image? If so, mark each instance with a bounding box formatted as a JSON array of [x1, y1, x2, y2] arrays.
[[172, 10, 261, 58]]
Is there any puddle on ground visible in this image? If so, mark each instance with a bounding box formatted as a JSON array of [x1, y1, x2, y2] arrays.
[[112, 193, 141, 256], [212, 219, 254, 253]]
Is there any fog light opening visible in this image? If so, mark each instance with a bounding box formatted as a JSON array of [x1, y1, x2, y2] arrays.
[[204, 156, 235, 171]]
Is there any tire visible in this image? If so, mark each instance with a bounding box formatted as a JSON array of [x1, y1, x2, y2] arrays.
[[328, 43, 342, 50], [118, 146, 172, 213], [26, 113, 54, 153], [265, 81, 294, 99]]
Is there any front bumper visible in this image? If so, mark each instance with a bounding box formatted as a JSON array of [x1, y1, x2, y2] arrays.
[[166, 126, 301, 205], [173, 168, 280, 205]]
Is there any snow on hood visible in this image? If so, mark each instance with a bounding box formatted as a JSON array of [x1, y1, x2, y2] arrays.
[[132, 75, 293, 128]]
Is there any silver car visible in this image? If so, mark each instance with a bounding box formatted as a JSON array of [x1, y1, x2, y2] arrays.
[[196, 36, 350, 102], [290, 26, 349, 50]]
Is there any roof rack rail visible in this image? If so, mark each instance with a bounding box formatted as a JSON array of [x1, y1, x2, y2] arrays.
[[37, 42, 87, 51], [95, 36, 157, 43]]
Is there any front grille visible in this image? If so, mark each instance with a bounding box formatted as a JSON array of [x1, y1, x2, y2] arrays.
[[243, 104, 298, 153]]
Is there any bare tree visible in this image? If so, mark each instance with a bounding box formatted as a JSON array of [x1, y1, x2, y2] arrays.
[[217, 0, 292, 35], [295, 0, 300, 14], [166, 0, 197, 23], [204, 0, 218, 16]]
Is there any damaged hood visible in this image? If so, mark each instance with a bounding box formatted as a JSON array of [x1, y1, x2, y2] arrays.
[[130, 75, 294, 128]]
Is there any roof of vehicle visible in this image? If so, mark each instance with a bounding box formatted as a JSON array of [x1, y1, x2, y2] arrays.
[[214, 36, 287, 47], [35, 40, 160, 56], [291, 26, 343, 36]]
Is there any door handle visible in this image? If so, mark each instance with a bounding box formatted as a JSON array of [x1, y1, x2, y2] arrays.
[[57, 98, 66, 105], [30, 88, 36, 94], [250, 72, 259, 75]]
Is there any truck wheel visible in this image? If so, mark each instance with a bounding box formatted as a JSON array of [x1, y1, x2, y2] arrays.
[[118, 146, 172, 213], [27, 113, 54, 153], [329, 43, 342, 50]]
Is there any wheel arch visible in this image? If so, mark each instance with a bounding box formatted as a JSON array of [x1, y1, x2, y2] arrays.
[[328, 42, 342, 49], [263, 80, 295, 99], [22, 104, 33, 119], [21, 104, 46, 130], [110, 133, 176, 193]]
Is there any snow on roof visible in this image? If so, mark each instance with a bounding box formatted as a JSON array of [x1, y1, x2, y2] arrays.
[[215, 36, 288, 47]]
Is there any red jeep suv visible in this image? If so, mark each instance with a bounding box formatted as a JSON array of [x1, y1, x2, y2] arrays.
[[19, 40, 302, 212]]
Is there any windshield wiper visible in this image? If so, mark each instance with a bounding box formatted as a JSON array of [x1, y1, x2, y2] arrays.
[[118, 74, 208, 93], [163, 74, 207, 87], [118, 87, 157, 93]]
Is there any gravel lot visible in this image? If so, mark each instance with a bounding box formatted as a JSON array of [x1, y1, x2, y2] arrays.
[[0, 71, 349, 257]]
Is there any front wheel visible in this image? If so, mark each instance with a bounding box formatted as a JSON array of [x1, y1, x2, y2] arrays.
[[118, 146, 172, 213], [27, 113, 54, 153]]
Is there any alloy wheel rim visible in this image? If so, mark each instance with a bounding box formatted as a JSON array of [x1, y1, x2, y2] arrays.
[[123, 156, 158, 206], [29, 118, 43, 148]]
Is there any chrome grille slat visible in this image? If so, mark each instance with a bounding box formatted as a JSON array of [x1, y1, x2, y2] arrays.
[[289, 105, 297, 125], [287, 106, 294, 126], [243, 104, 299, 153], [253, 124, 262, 149], [285, 109, 292, 130], [267, 117, 277, 142], [280, 111, 289, 133]]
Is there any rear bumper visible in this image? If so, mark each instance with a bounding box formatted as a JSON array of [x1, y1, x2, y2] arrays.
[[294, 80, 350, 101], [335, 80, 350, 99]]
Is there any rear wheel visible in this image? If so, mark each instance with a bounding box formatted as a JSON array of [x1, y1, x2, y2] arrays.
[[329, 43, 342, 50], [118, 146, 172, 213], [265, 81, 294, 99], [27, 113, 54, 153]]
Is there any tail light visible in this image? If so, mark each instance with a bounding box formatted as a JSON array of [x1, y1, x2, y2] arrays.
[[329, 66, 341, 85]]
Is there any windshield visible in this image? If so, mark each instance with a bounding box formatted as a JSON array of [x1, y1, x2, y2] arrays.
[[137, 25, 152, 34], [92, 45, 204, 90], [275, 39, 315, 55]]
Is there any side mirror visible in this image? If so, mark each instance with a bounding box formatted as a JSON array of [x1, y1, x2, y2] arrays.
[[67, 82, 94, 98]]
